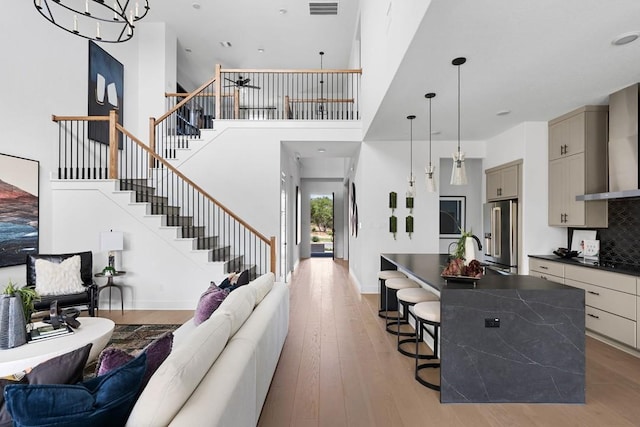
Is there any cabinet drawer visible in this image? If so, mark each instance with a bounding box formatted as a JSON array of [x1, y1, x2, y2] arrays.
[[529, 259, 564, 277], [529, 271, 564, 285], [565, 278, 636, 320], [565, 265, 636, 294], [585, 306, 636, 348]]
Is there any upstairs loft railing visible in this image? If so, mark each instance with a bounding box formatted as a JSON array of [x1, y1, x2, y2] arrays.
[[151, 65, 361, 159], [53, 110, 276, 276]]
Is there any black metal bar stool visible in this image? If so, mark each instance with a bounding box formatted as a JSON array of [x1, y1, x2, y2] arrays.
[[377, 270, 407, 319], [414, 301, 441, 391], [395, 288, 440, 357], [384, 277, 419, 335]]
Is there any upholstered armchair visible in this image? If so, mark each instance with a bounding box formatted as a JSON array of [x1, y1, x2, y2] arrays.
[[26, 251, 98, 317]]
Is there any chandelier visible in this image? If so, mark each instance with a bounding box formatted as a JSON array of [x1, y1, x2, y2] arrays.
[[34, 0, 150, 43]]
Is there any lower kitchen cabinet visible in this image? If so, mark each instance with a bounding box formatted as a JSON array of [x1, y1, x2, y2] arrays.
[[529, 257, 638, 349]]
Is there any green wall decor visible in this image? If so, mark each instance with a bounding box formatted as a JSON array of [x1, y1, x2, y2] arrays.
[[406, 215, 414, 238], [406, 195, 414, 212], [389, 192, 397, 212], [389, 215, 397, 240]]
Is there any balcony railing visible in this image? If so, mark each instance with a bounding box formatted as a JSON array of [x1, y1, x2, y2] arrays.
[[53, 111, 276, 276]]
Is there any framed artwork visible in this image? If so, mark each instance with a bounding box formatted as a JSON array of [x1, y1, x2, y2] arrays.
[[88, 41, 124, 147], [439, 196, 465, 238], [0, 154, 39, 267], [350, 181, 358, 237]]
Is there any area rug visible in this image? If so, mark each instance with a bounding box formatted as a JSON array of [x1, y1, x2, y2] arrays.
[[84, 323, 181, 379]]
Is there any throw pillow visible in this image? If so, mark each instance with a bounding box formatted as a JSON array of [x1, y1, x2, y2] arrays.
[[0, 343, 93, 427], [194, 283, 228, 325], [96, 331, 173, 387], [226, 269, 251, 293], [35, 255, 85, 296], [5, 353, 147, 427], [217, 277, 231, 290]]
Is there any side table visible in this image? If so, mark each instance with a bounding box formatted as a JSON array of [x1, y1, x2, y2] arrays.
[[94, 271, 127, 314]]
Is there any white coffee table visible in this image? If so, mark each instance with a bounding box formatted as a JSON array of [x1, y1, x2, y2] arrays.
[[0, 317, 115, 376]]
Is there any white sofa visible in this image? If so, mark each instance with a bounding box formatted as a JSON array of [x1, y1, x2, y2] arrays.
[[125, 273, 289, 427]]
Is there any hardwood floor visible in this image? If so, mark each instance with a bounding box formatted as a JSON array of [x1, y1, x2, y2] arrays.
[[257, 258, 640, 427]]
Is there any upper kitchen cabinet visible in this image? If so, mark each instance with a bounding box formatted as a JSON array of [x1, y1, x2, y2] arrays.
[[548, 106, 608, 227], [486, 162, 519, 201]]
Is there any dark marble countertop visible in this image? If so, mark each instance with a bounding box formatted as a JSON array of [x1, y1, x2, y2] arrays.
[[529, 254, 640, 277], [381, 253, 575, 292]]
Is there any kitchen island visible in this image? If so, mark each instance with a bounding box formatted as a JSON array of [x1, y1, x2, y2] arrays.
[[381, 253, 585, 403]]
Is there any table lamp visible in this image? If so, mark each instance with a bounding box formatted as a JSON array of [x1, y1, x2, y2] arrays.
[[100, 231, 124, 273]]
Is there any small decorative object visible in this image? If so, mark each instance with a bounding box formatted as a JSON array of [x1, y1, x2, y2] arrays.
[[406, 195, 414, 211], [103, 266, 116, 276], [389, 215, 397, 240], [389, 192, 397, 212], [406, 215, 414, 239], [0, 281, 39, 349]]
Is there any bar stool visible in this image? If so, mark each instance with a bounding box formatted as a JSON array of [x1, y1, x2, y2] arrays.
[[384, 277, 419, 335], [377, 270, 407, 319], [395, 288, 440, 357], [414, 301, 441, 391]]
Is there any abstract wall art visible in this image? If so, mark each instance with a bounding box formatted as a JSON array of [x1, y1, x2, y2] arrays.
[[0, 154, 39, 267]]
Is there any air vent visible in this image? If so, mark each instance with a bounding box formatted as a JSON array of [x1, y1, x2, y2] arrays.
[[309, 2, 338, 15]]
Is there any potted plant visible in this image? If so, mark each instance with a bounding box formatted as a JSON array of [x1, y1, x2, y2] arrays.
[[3, 281, 39, 324], [102, 266, 116, 276]]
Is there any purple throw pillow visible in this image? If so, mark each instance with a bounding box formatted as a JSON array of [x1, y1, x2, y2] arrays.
[[194, 283, 228, 325], [96, 332, 173, 387]]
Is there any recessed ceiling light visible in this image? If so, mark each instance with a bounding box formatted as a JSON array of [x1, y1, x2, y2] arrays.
[[431, 131, 441, 135], [192, 3, 201, 9], [185, 48, 192, 53], [496, 110, 511, 116], [279, 8, 287, 15], [612, 31, 640, 46], [219, 41, 232, 48], [317, 148, 326, 153], [258, 48, 265, 53]]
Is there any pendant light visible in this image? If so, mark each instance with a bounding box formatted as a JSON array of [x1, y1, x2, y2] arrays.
[[406, 115, 416, 211], [318, 51, 326, 118], [450, 57, 468, 186], [424, 92, 437, 192]]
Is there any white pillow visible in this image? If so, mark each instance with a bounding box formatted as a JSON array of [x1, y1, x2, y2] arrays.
[[35, 256, 85, 296], [248, 272, 274, 304]]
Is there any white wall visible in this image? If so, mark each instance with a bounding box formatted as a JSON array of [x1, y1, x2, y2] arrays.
[[485, 122, 566, 273], [349, 138, 485, 293]]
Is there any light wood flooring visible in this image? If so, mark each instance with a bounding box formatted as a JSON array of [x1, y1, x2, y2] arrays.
[[98, 258, 640, 426]]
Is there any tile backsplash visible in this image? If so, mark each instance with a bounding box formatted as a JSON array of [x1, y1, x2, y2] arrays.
[[588, 198, 640, 268]]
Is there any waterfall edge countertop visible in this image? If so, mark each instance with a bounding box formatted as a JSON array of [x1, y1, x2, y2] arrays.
[[380, 253, 586, 404]]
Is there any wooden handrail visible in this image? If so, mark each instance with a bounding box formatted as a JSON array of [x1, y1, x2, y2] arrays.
[[154, 76, 217, 124], [52, 115, 110, 122], [116, 122, 272, 245], [165, 92, 217, 98], [222, 68, 362, 74]]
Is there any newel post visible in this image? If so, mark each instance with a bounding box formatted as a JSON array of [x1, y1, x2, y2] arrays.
[[215, 64, 221, 120], [149, 117, 157, 168], [270, 236, 277, 274], [108, 110, 119, 179]]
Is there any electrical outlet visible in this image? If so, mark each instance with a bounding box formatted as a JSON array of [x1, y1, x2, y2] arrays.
[[485, 318, 500, 328]]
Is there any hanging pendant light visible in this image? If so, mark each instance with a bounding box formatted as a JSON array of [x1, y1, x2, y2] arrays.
[[318, 51, 327, 118], [450, 57, 468, 186], [424, 92, 437, 192], [406, 115, 416, 211]]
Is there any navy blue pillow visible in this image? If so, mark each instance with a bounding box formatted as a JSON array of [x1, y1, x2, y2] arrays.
[[5, 352, 147, 427], [217, 277, 231, 290]]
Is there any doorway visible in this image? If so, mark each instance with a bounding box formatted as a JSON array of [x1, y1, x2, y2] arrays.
[[310, 193, 334, 258]]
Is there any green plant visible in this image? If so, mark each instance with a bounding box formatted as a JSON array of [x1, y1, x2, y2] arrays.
[[3, 280, 39, 323], [453, 229, 473, 259], [102, 266, 116, 275], [312, 236, 320, 242]]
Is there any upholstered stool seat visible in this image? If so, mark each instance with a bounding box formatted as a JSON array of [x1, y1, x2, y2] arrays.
[[383, 277, 419, 335], [377, 270, 407, 318], [414, 301, 441, 391], [396, 288, 440, 357]]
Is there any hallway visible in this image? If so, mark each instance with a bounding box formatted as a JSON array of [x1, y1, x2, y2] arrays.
[[258, 258, 640, 427]]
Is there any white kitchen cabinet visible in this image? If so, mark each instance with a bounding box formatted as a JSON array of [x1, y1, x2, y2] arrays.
[[486, 164, 519, 201], [529, 257, 638, 349], [547, 106, 608, 228], [529, 258, 564, 284]]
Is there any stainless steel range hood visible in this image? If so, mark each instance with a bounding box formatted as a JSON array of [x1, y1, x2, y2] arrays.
[[577, 83, 639, 201]]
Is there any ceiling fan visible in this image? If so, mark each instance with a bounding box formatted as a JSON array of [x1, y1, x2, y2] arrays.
[[224, 76, 261, 90]]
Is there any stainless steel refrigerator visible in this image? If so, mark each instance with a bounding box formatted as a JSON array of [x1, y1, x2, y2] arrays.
[[483, 200, 518, 274]]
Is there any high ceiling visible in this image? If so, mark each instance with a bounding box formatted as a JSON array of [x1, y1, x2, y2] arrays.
[[147, 0, 640, 145]]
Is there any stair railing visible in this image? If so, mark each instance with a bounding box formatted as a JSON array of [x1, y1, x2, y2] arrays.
[[53, 110, 276, 276], [149, 76, 217, 160]]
